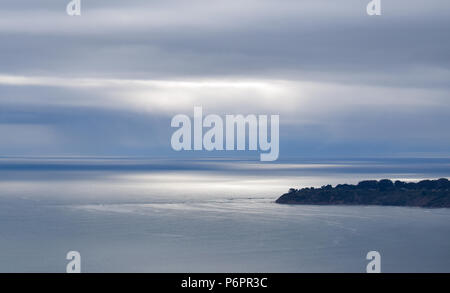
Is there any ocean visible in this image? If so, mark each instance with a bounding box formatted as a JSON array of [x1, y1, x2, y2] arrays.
[[0, 157, 449, 272]]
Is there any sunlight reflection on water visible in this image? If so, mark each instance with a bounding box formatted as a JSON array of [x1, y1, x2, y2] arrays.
[[0, 158, 449, 272]]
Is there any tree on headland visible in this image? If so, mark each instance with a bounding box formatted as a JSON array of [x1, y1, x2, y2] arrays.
[[276, 178, 450, 208]]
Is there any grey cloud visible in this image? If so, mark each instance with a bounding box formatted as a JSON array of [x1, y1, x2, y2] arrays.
[[0, 0, 449, 157], [0, 0, 449, 85]]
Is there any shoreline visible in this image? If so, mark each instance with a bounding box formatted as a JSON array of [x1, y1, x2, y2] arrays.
[[275, 178, 450, 208]]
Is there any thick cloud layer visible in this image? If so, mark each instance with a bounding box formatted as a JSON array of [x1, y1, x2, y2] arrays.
[[0, 0, 449, 158]]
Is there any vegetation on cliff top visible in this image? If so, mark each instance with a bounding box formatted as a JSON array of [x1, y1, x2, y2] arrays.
[[276, 178, 450, 208]]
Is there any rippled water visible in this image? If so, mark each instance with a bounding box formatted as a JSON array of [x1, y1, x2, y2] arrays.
[[0, 158, 449, 272]]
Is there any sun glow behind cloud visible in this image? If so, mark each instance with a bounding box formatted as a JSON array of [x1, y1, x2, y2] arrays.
[[0, 0, 449, 157], [0, 74, 447, 117]]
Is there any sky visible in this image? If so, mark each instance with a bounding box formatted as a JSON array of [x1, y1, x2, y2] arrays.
[[0, 0, 449, 159]]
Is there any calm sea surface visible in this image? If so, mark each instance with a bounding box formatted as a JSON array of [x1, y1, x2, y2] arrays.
[[0, 158, 449, 272]]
